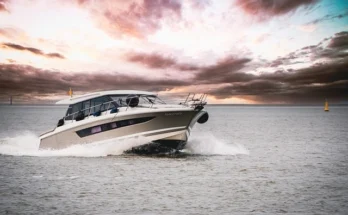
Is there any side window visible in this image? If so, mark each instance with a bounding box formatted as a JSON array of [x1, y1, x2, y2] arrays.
[[110, 95, 128, 107], [82, 100, 91, 116], [64, 103, 82, 120], [65, 106, 73, 120], [71, 102, 83, 118], [91, 96, 113, 113]]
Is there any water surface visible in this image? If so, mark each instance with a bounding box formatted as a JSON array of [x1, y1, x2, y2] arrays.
[[0, 105, 347, 214]]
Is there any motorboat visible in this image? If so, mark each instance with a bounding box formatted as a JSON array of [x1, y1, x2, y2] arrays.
[[39, 90, 209, 153]]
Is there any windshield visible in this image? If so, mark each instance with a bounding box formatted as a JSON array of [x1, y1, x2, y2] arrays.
[[65, 96, 117, 120], [109, 94, 166, 107], [63, 94, 166, 120]]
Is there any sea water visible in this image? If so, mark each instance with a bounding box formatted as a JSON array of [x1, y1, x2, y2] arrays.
[[0, 105, 347, 214]]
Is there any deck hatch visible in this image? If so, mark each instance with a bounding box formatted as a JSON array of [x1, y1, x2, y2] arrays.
[[76, 116, 155, 138]]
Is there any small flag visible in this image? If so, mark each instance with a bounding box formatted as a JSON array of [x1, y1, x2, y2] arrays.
[[68, 88, 73, 97]]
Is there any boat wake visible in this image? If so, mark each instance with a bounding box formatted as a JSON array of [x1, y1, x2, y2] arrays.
[[0, 132, 249, 157], [185, 132, 249, 155], [0, 132, 151, 157]]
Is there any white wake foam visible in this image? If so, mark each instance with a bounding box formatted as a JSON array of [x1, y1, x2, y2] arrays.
[[0, 132, 150, 157], [185, 132, 249, 155], [0, 132, 249, 157]]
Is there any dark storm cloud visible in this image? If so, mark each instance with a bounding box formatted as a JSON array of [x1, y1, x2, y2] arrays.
[[235, 0, 318, 20], [45, 53, 65, 59], [314, 31, 348, 59], [209, 60, 348, 103], [2, 30, 348, 104], [328, 31, 348, 49], [2, 43, 43, 54], [263, 61, 348, 85], [211, 80, 283, 97], [194, 56, 253, 84], [126, 52, 199, 71], [203, 31, 348, 103], [269, 53, 299, 67], [1, 43, 65, 59], [127, 53, 253, 83], [0, 63, 188, 101], [269, 31, 348, 68]]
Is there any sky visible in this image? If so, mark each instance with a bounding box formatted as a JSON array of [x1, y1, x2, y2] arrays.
[[0, 0, 347, 104]]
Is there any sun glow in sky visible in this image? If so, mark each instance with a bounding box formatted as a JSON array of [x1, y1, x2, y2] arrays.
[[0, 0, 348, 104]]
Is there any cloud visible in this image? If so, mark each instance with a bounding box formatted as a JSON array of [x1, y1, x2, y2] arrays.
[[127, 52, 177, 69], [6, 59, 15, 63], [77, 0, 182, 38], [1, 30, 347, 104], [45, 53, 65, 59], [0, 28, 29, 41], [0, 63, 188, 102], [307, 10, 348, 25], [328, 31, 348, 49], [126, 53, 253, 83], [1, 56, 347, 104], [126, 52, 199, 71], [0, 0, 9, 12], [209, 60, 348, 103], [1, 43, 65, 59], [188, 0, 211, 9], [269, 31, 348, 67], [235, 0, 318, 20], [194, 56, 252, 84], [296, 24, 317, 33]]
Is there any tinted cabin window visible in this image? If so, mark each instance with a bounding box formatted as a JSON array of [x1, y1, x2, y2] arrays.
[[72, 102, 82, 114], [76, 116, 155, 137], [64, 96, 117, 120], [65, 102, 82, 120], [83, 100, 91, 116], [109, 95, 141, 107], [65, 107, 73, 120], [91, 96, 111, 113]]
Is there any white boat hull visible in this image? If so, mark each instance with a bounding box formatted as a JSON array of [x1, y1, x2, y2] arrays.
[[39, 108, 207, 151]]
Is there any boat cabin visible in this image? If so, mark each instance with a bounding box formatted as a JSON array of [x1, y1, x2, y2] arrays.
[[56, 90, 163, 122]]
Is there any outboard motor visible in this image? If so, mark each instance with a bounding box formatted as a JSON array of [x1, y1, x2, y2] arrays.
[[126, 95, 139, 107], [197, 112, 209, 124]]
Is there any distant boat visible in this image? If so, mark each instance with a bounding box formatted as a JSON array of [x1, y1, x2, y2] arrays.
[[324, 99, 329, 112]]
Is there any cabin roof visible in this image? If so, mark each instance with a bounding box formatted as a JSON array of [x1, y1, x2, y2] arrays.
[[56, 90, 156, 105]]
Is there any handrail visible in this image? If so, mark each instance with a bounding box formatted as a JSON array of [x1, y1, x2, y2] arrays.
[[184, 93, 191, 104], [181, 93, 208, 108], [63, 102, 111, 121], [150, 94, 158, 108]]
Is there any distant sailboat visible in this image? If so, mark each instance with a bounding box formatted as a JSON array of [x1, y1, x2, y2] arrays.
[[324, 99, 329, 112]]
